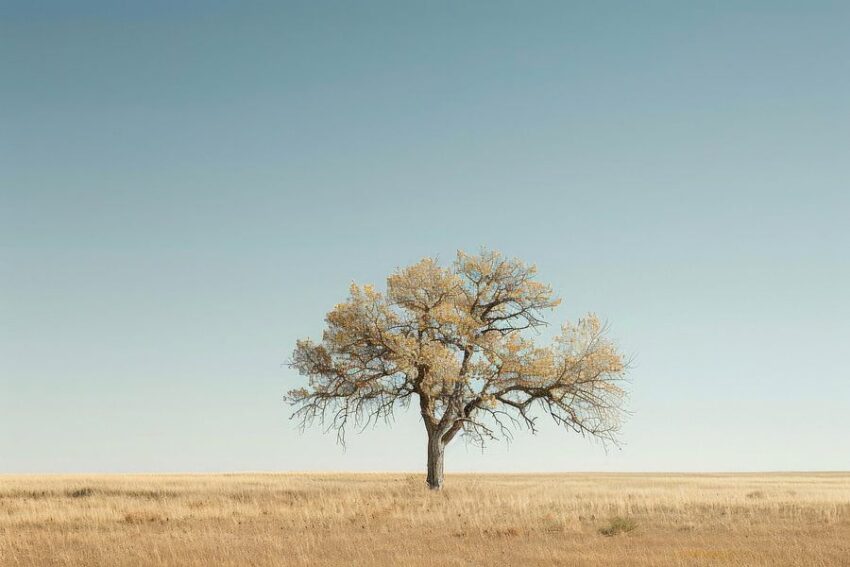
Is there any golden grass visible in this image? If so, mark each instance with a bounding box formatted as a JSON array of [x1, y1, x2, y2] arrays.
[[1, 473, 849, 566]]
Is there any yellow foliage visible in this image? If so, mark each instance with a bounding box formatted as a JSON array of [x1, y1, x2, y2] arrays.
[[289, 248, 627, 447]]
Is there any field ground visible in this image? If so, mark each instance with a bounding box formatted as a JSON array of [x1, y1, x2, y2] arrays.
[[1, 473, 849, 566]]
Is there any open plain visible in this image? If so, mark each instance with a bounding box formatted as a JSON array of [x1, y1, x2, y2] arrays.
[[1, 473, 849, 566]]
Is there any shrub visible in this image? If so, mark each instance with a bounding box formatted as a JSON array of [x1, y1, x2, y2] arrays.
[[123, 511, 165, 524], [599, 516, 637, 536]]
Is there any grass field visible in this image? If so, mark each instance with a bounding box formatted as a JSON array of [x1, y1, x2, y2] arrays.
[[1, 473, 849, 566]]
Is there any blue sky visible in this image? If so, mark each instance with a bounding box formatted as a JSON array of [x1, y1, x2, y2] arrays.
[[2, 1, 848, 473]]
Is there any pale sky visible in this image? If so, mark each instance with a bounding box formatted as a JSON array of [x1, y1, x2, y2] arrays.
[[2, 1, 849, 474]]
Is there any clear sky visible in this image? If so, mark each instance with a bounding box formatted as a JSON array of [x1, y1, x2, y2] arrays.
[[2, 1, 848, 474]]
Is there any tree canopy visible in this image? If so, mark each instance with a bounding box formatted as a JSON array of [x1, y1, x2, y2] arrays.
[[287, 249, 628, 489]]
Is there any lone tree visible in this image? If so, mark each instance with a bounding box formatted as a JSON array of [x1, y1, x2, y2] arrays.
[[286, 250, 628, 490]]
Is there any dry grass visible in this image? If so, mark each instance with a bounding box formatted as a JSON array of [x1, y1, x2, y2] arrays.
[[1, 473, 849, 566]]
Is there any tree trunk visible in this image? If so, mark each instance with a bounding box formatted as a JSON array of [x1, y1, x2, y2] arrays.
[[426, 435, 445, 490]]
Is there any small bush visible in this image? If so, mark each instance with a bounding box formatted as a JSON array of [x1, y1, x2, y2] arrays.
[[599, 516, 637, 536], [66, 487, 95, 498], [482, 527, 520, 537], [123, 511, 165, 524]]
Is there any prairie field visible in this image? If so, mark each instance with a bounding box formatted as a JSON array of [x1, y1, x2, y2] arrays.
[[1, 473, 849, 566]]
